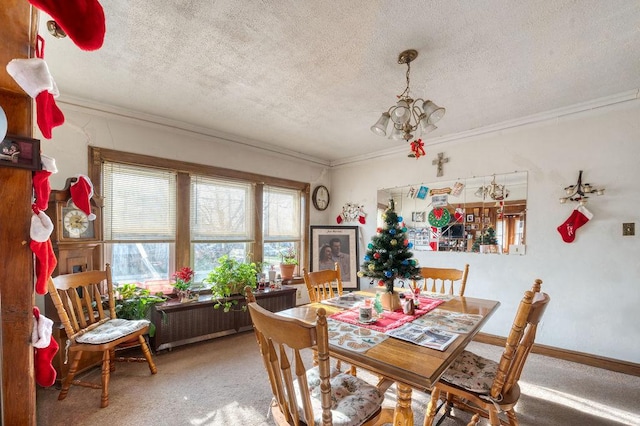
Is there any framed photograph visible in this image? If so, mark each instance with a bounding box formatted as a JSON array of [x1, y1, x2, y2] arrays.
[[310, 226, 359, 289], [0, 135, 41, 171], [465, 214, 474, 222], [411, 211, 425, 222]]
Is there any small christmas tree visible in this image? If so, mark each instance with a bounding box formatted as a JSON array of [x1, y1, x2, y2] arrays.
[[359, 199, 420, 294], [471, 226, 499, 252]]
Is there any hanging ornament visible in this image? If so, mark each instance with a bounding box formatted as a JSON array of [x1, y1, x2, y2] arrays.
[[390, 239, 398, 246], [337, 202, 367, 224], [368, 264, 376, 271], [373, 252, 381, 259], [428, 207, 451, 228], [408, 138, 426, 159], [454, 205, 464, 222]]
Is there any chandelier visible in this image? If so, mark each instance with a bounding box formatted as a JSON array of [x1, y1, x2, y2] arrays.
[[370, 49, 445, 141], [475, 176, 510, 201], [559, 170, 605, 205]]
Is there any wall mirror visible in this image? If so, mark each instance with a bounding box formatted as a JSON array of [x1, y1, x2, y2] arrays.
[[377, 171, 527, 254]]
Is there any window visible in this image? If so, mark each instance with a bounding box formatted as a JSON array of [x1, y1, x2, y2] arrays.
[[103, 162, 176, 285], [191, 176, 255, 282], [90, 147, 309, 287], [263, 186, 302, 275]]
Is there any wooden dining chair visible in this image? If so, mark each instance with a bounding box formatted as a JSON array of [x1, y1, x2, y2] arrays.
[[423, 279, 550, 426], [302, 263, 357, 375], [47, 264, 158, 408], [244, 287, 393, 426], [412, 264, 470, 296], [303, 263, 344, 302]]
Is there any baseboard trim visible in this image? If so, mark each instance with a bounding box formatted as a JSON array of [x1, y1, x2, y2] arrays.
[[473, 333, 640, 377]]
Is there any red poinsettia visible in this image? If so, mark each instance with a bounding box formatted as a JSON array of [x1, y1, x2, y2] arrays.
[[172, 266, 194, 291]]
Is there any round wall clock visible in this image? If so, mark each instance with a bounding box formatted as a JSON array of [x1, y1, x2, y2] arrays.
[[312, 185, 330, 211], [62, 202, 96, 239]]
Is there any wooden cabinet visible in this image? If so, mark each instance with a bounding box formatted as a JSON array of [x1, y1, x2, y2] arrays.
[[150, 287, 296, 351]]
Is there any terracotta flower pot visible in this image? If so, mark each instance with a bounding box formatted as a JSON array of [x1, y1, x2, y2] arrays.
[[280, 263, 296, 279]]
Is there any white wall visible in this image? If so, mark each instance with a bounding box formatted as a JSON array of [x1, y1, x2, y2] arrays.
[[39, 99, 640, 363], [41, 104, 330, 219], [329, 100, 640, 363]]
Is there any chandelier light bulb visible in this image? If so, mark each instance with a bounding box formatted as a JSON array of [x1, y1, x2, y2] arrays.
[[389, 126, 404, 140], [371, 112, 390, 136], [559, 197, 567, 203], [423, 100, 445, 124]]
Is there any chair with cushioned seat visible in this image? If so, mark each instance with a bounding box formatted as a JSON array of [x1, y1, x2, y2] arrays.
[[47, 264, 157, 408], [303, 263, 357, 375], [245, 287, 393, 426], [423, 279, 550, 426], [412, 264, 470, 296]]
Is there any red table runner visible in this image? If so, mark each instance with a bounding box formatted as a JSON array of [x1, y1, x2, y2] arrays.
[[329, 296, 444, 333]]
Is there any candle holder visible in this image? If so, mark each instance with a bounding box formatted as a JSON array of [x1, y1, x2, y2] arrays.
[[560, 170, 605, 205]]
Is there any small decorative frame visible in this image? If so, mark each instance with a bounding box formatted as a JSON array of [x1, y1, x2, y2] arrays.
[[412, 211, 425, 222], [0, 135, 41, 171], [466, 214, 474, 222], [310, 226, 359, 289]]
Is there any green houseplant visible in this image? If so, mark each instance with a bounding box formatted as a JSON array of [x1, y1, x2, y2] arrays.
[[115, 283, 167, 336], [279, 247, 298, 279], [204, 255, 258, 312]]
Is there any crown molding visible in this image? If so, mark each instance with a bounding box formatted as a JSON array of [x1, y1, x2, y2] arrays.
[[57, 95, 332, 167], [331, 89, 640, 167]]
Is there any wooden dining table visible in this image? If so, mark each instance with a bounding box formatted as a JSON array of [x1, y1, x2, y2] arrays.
[[276, 288, 500, 426]]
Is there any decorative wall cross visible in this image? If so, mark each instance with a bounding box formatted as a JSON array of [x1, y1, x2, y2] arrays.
[[432, 152, 449, 177]]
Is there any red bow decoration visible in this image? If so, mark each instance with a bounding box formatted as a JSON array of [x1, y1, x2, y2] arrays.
[[408, 139, 426, 159], [433, 208, 444, 219]]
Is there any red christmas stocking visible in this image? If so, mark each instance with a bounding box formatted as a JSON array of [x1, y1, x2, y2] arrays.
[[557, 205, 593, 243], [36, 91, 65, 139], [27, 0, 106, 51], [30, 239, 57, 294], [32, 307, 58, 387]]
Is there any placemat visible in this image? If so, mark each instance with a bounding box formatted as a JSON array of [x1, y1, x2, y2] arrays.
[[327, 319, 388, 353], [413, 308, 483, 334], [329, 296, 444, 333]]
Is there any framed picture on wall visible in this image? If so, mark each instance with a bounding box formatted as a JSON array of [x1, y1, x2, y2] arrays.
[[466, 214, 474, 222], [412, 211, 425, 222], [0, 135, 41, 171], [310, 226, 359, 289]]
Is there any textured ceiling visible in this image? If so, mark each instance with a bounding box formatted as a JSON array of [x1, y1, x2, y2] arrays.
[[38, 0, 640, 165]]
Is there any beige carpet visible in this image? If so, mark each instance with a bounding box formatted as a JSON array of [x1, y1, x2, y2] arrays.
[[37, 332, 640, 426]]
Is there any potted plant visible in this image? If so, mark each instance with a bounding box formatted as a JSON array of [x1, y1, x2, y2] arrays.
[[279, 247, 298, 279], [204, 255, 258, 312], [172, 266, 196, 302], [115, 283, 167, 336]]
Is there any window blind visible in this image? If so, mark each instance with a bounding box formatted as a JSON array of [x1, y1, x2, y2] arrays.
[[190, 175, 254, 241], [103, 162, 177, 241], [263, 186, 301, 241]]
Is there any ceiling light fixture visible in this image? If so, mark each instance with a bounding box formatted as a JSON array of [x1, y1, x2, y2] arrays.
[[475, 176, 510, 201], [371, 49, 445, 141]]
